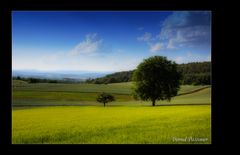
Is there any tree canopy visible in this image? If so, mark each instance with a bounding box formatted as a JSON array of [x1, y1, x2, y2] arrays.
[[96, 92, 115, 107], [132, 56, 181, 106]]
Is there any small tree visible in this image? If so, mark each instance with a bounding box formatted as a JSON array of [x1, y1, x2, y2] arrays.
[[96, 92, 115, 107], [132, 56, 181, 106]]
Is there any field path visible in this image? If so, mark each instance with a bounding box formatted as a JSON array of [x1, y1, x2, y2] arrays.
[[177, 86, 210, 96]]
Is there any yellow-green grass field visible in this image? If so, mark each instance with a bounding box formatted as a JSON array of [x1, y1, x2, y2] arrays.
[[12, 105, 210, 144], [12, 80, 211, 144]]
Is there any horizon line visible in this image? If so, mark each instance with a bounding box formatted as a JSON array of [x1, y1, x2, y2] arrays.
[[12, 60, 211, 73]]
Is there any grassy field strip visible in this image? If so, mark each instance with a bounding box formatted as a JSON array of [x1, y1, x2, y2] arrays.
[[13, 82, 133, 94], [13, 91, 133, 102], [12, 85, 210, 95], [12, 83, 211, 103], [12, 87, 211, 107], [13, 80, 209, 95]]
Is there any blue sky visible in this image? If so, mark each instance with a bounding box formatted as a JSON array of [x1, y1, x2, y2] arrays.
[[12, 11, 211, 72]]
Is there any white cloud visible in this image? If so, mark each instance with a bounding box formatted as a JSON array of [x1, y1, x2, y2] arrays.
[[69, 33, 102, 56], [150, 42, 163, 52], [174, 56, 184, 63], [137, 27, 144, 31], [167, 39, 175, 49], [159, 12, 211, 50], [137, 32, 152, 42], [137, 12, 210, 53], [12, 47, 144, 72]]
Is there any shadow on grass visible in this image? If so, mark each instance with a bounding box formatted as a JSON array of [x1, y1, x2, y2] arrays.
[[153, 103, 210, 106], [12, 103, 210, 110], [177, 86, 211, 96]]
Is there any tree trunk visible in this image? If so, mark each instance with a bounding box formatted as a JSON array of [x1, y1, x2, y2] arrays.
[[152, 100, 155, 106], [104, 102, 105, 107]]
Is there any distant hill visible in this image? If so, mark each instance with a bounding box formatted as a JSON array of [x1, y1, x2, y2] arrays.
[[86, 71, 134, 84], [86, 61, 211, 85], [12, 70, 110, 81]]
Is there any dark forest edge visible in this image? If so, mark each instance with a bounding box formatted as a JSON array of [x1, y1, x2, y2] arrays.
[[12, 61, 211, 85]]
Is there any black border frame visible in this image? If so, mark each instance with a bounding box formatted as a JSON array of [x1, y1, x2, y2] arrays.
[[0, 0, 226, 152]]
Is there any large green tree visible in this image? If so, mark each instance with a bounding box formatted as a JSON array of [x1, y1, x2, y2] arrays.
[[132, 56, 181, 106]]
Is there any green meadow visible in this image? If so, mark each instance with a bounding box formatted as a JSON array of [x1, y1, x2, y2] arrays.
[[12, 80, 211, 144]]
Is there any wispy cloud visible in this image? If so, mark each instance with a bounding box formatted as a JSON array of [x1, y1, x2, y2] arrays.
[[69, 33, 102, 56], [150, 42, 164, 52], [159, 11, 211, 50], [137, 11, 211, 52], [137, 32, 152, 42]]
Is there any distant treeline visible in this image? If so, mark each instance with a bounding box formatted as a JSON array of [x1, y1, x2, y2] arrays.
[[12, 76, 83, 84], [86, 61, 211, 85], [178, 62, 211, 85]]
